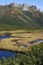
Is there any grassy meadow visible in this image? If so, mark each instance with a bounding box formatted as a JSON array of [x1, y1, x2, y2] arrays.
[[0, 30, 43, 52]]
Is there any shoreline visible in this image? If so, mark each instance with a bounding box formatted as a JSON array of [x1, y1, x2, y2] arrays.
[[0, 48, 26, 54]]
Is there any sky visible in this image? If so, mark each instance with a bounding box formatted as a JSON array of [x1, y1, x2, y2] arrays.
[[0, 0, 43, 11]]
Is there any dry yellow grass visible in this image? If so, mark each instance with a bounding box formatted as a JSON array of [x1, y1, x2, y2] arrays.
[[0, 30, 43, 52]]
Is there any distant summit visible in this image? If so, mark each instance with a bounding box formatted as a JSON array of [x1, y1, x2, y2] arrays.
[[22, 4, 29, 11], [7, 3, 29, 11], [8, 2, 23, 7], [0, 2, 43, 30], [7, 3, 40, 11]]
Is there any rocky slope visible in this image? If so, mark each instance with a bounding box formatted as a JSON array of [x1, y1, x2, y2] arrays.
[[0, 3, 43, 30]]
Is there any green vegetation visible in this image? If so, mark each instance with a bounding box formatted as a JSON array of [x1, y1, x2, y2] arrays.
[[0, 43, 43, 65], [0, 6, 43, 30]]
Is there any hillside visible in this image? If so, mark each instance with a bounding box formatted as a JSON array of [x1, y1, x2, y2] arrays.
[[0, 3, 43, 30]]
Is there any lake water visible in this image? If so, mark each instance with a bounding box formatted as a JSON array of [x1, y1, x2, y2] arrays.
[[0, 35, 43, 59], [29, 39, 43, 44], [0, 50, 16, 59], [0, 35, 13, 39], [0, 35, 17, 59]]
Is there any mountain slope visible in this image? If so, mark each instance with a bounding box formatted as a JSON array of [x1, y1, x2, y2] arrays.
[[0, 4, 43, 30]]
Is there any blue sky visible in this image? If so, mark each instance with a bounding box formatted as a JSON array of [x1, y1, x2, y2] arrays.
[[0, 0, 43, 11]]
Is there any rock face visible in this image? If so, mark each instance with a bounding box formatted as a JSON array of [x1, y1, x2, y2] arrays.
[[22, 4, 29, 11], [8, 3, 37, 11], [8, 3, 14, 7], [8, 3, 23, 7], [8, 3, 29, 11]]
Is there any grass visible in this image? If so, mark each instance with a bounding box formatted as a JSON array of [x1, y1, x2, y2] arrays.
[[0, 30, 43, 52], [0, 6, 43, 30]]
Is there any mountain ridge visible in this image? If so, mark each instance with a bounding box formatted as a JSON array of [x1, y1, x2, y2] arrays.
[[0, 3, 43, 30]]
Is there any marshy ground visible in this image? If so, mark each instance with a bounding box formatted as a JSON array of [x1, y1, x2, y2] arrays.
[[0, 30, 43, 52]]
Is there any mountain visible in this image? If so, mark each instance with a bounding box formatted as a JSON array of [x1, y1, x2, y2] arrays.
[[0, 3, 43, 30]]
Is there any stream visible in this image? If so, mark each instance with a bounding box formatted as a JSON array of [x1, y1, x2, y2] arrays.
[[0, 35, 43, 59]]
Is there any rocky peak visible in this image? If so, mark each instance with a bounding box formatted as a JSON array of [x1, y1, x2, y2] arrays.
[[22, 4, 29, 11]]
